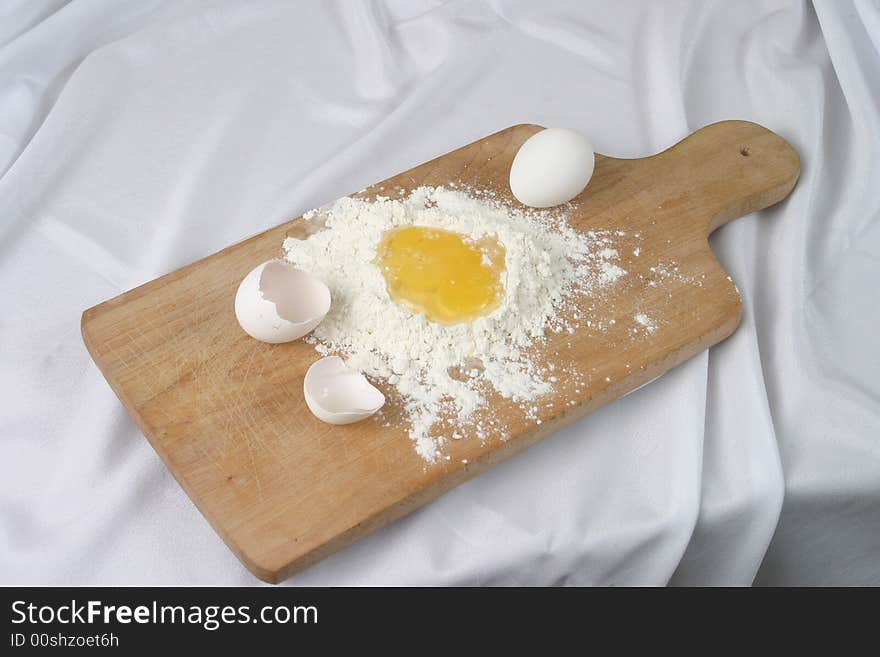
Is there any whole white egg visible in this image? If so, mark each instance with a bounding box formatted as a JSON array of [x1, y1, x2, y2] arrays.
[[234, 259, 330, 343], [509, 128, 595, 208]]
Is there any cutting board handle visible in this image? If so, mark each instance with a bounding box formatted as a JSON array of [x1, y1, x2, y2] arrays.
[[646, 120, 800, 235]]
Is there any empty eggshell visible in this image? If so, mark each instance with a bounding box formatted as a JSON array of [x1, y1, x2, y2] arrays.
[[509, 128, 595, 208], [234, 259, 330, 343], [304, 356, 385, 425]]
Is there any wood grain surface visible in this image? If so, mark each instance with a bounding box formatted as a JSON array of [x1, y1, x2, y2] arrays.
[[81, 120, 799, 582]]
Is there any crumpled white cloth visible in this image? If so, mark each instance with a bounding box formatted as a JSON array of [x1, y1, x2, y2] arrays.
[[1, 0, 877, 586]]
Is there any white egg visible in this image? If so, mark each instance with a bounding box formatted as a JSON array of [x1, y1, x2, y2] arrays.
[[303, 356, 385, 425], [234, 259, 330, 343], [509, 128, 595, 208]]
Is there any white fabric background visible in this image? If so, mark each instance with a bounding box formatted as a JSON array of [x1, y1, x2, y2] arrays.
[[1, 0, 877, 586]]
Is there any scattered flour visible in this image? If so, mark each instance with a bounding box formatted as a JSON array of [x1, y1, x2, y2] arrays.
[[283, 186, 628, 463], [633, 313, 657, 334]]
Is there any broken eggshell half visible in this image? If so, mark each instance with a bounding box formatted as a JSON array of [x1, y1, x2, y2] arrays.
[[234, 259, 331, 343], [304, 356, 385, 425]]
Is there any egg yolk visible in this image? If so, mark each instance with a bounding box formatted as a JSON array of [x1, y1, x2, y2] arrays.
[[376, 226, 505, 325]]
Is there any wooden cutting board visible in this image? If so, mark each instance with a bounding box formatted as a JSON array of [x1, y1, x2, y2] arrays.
[[81, 120, 799, 583]]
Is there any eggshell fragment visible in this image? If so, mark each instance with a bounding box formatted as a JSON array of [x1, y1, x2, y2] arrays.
[[304, 356, 385, 425], [234, 259, 330, 343], [509, 128, 595, 208]]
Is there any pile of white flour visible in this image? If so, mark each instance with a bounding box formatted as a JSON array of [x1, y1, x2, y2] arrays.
[[283, 186, 626, 463]]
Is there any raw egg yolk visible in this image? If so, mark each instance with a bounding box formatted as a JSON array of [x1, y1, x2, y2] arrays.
[[376, 226, 505, 325]]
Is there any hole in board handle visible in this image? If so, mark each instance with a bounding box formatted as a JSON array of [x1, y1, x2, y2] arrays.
[[740, 147, 751, 157]]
